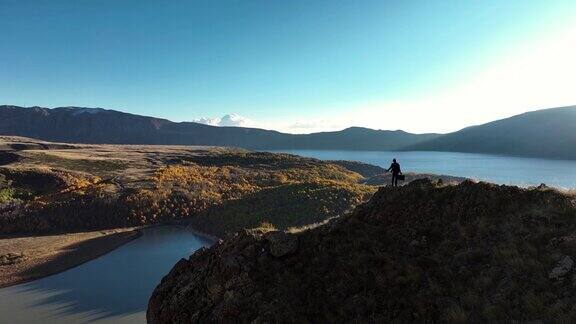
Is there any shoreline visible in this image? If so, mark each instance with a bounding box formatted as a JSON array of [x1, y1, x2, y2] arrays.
[[184, 225, 221, 243], [0, 224, 219, 289], [0, 227, 142, 289]]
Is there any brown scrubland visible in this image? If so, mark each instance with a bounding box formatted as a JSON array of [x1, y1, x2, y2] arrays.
[[0, 136, 377, 237], [0, 136, 399, 285]]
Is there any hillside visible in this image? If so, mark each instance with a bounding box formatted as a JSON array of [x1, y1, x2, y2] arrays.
[[0, 137, 375, 236], [0, 105, 438, 150], [411, 106, 576, 159], [148, 180, 576, 322], [0, 135, 467, 237], [0, 137, 465, 288]]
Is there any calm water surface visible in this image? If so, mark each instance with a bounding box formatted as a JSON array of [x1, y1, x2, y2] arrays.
[[269, 150, 576, 189], [0, 226, 211, 324]]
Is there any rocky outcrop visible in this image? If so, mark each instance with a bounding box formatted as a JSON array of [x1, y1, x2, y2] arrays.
[[549, 256, 574, 280], [263, 231, 298, 257], [146, 229, 299, 323], [148, 180, 576, 323], [365, 172, 468, 186]]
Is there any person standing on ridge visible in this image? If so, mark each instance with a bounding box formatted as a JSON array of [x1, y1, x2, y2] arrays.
[[387, 158, 402, 187]]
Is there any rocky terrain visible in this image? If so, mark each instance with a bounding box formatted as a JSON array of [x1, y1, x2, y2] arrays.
[[364, 172, 467, 186], [148, 180, 576, 322]]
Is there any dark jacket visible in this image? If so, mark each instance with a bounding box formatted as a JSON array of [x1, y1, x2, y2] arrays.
[[388, 162, 401, 174]]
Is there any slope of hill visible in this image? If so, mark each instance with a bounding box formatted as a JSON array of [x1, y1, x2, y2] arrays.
[[0, 105, 438, 150], [148, 180, 576, 322], [280, 127, 436, 150], [410, 106, 576, 159], [0, 138, 375, 236], [0, 136, 466, 287]]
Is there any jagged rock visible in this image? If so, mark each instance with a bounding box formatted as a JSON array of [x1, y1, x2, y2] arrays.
[[263, 231, 298, 257], [148, 181, 576, 323], [550, 256, 574, 279]]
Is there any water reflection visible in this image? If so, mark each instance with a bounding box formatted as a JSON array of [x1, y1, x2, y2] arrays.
[[0, 226, 212, 323]]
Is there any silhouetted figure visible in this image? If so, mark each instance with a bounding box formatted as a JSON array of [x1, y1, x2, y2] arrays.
[[387, 158, 402, 187]]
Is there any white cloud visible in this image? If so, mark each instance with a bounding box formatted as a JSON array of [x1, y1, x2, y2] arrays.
[[218, 114, 250, 127], [285, 119, 345, 133], [193, 114, 252, 127], [193, 117, 220, 126]]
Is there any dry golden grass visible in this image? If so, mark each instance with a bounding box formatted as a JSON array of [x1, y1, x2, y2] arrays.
[[0, 136, 376, 237], [1, 136, 246, 189]]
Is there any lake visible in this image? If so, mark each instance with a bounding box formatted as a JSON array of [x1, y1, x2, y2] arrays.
[[268, 150, 576, 189], [0, 226, 212, 324]]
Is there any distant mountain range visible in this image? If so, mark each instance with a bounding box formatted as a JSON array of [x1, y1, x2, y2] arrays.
[[0, 105, 439, 150], [1, 105, 575, 159], [408, 106, 576, 159]]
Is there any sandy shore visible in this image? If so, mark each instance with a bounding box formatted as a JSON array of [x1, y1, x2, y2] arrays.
[[0, 228, 141, 288]]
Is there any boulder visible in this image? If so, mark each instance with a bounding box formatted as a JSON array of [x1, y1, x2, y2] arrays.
[[549, 256, 574, 280]]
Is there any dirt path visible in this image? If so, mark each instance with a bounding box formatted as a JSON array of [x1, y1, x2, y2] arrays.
[[0, 228, 140, 288]]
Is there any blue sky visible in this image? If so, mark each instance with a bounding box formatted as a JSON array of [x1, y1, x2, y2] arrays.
[[1, 0, 576, 133]]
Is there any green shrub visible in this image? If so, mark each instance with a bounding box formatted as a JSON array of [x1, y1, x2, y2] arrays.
[[0, 187, 15, 203]]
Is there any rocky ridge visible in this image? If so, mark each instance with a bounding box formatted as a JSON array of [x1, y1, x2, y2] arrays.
[[148, 180, 576, 322]]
